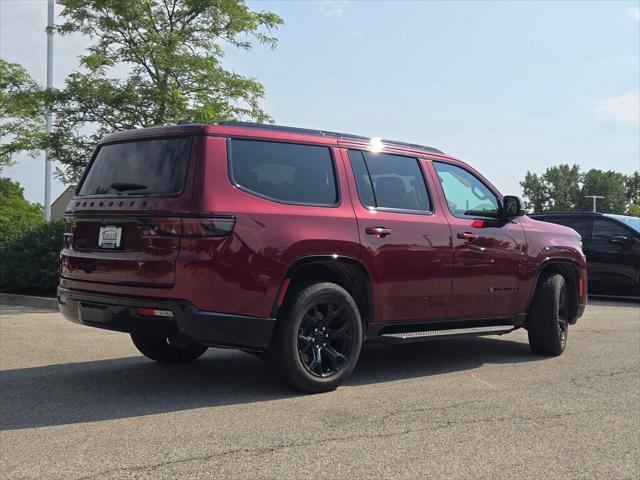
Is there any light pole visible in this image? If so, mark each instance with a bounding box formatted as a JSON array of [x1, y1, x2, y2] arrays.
[[585, 195, 604, 213], [44, 0, 67, 220], [44, 0, 54, 220]]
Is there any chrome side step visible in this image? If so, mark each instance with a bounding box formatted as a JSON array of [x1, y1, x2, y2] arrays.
[[378, 325, 515, 343]]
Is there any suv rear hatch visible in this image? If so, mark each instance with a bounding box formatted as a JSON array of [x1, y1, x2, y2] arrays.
[[61, 131, 199, 288]]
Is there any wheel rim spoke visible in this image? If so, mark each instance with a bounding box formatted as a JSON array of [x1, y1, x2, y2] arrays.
[[307, 346, 322, 374], [328, 322, 352, 341], [297, 299, 353, 378], [298, 334, 313, 354], [320, 302, 341, 327], [323, 345, 346, 371]]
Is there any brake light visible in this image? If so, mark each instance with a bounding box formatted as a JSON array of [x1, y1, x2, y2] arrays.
[[139, 218, 182, 238], [181, 217, 235, 237], [139, 217, 235, 238]]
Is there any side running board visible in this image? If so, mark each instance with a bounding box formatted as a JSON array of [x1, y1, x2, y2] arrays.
[[378, 325, 515, 343]]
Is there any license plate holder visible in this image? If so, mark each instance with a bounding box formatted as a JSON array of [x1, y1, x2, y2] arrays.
[[98, 226, 122, 249]]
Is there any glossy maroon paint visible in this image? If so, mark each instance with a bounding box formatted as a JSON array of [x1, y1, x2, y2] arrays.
[[422, 159, 529, 317], [60, 123, 587, 325], [338, 148, 453, 321]]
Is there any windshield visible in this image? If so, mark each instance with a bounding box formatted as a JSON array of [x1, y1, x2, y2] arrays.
[[78, 137, 191, 196], [605, 214, 640, 233]]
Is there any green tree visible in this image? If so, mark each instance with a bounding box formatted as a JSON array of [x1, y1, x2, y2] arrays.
[[51, 0, 282, 182], [520, 164, 581, 212], [0, 178, 64, 295], [520, 171, 546, 212], [2, 0, 282, 183], [624, 171, 640, 216], [0, 60, 47, 169], [0, 177, 43, 229], [577, 169, 627, 214]]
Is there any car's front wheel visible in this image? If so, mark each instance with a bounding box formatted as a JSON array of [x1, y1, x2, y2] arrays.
[[267, 282, 363, 393], [527, 273, 570, 356], [130, 333, 208, 363]]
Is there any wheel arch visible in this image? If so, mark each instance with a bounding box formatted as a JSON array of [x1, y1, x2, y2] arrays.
[[272, 255, 374, 326], [528, 258, 582, 324]]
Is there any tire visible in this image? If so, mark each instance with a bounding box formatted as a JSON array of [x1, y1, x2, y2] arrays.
[[267, 282, 363, 393], [130, 333, 208, 363], [527, 274, 570, 356]]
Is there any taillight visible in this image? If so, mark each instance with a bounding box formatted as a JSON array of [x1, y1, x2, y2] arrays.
[[139, 218, 182, 237], [181, 217, 235, 237], [140, 216, 236, 238]]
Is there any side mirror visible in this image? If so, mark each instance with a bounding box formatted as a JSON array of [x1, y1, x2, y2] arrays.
[[502, 195, 526, 219]]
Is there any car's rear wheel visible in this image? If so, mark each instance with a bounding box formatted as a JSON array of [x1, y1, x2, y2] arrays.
[[267, 282, 363, 393], [527, 273, 570, 356], [130, 333, 208, 363]]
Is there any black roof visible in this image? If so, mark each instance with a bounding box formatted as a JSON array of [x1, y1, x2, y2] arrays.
[[530, 212, 603, 217], [217, 121, 444, 155]]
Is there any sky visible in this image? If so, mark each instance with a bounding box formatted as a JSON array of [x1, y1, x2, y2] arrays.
[[1, 0, 639, 204]]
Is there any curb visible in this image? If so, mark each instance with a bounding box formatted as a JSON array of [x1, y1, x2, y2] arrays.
[[0, 293, 58, 310]]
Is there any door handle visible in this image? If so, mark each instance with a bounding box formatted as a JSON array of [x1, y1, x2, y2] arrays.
[[457, 232, 480, 241], [366, 226, 392, 238]]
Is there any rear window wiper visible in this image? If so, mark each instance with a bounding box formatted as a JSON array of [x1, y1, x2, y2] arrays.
[[109, 182, 148, 192]]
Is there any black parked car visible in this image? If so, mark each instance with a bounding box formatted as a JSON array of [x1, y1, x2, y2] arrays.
[[531, 213, 640, 298]]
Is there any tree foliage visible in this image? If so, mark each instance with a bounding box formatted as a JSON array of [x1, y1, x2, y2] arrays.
[[0, 177, 63, 295], [577, 169, 627, 213], [0, 219, 64, 295], [520, 164, 581, 212], [2, 0, 282, 182], [521, 165, 640, 215], [0, 60, 47, 170], [0, 177, 43, 228]]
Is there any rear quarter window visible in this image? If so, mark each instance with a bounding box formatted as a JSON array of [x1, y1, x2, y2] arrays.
[[78, 137, 191, 196], [229, 139, 338, 206]]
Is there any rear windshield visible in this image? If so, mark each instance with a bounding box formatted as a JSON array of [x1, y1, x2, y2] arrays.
[[78, 137, 191, 196]]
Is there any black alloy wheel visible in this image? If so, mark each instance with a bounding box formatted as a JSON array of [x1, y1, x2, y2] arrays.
[[297, 300, 354, 378]]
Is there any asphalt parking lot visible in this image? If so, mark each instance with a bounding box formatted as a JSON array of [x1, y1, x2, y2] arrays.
[[1, 301, 638, 480]]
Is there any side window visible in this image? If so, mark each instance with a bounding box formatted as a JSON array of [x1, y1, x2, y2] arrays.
[[549, 217, 591, 239], [592, 219, 631, 241], [347, 150, 376, 208], [348, 150, 431, 212], [229, 140, 338, 206], [433, 162, 499, 218]]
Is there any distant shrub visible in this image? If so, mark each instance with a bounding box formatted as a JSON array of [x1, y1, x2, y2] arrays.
[[0, 220, 64, 295]]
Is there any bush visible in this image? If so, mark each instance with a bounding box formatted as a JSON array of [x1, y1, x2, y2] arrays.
[[0, 220, 64, 295]]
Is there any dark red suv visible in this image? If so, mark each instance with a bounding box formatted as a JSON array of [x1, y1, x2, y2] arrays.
[[58, 122, 587, 392]]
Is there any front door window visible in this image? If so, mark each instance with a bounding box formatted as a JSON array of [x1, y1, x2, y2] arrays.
[[433, 162, 499, 218]]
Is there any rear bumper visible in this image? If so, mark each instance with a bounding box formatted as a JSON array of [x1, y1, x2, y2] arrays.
[[57, 287, 276, 350]]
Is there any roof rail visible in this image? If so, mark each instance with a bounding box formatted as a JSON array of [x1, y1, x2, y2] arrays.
[[217, 121, 444, 154]]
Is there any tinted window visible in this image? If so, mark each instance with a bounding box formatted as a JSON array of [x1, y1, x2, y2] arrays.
[[605, 214, 640, 233], [592, 219, 631, 241], [347, 150, 376, 207], [230, 140, 337, 206], [434, 162, 499, 218], [348, 150, 431, 212], [543, 217, 591, 239], [79, 137, 191, 196]]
